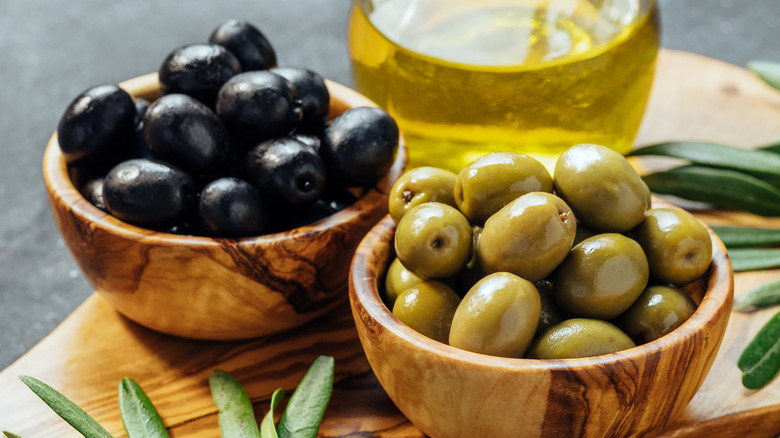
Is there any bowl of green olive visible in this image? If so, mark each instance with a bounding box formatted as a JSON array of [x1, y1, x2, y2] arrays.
[[43, 20, 407, 340], [349, 146, 733, 438]]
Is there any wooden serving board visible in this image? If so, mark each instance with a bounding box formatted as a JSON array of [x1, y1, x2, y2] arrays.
[[2, 49, 780, 437]]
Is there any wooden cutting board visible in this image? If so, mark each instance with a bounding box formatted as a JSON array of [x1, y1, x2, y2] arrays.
[[2, 49, 780, 437]]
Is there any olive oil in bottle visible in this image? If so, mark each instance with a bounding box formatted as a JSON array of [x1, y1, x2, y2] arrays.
[[348, 0, 660, 171]]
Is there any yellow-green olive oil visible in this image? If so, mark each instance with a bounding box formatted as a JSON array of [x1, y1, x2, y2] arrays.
[[348, 0, 660, 171]]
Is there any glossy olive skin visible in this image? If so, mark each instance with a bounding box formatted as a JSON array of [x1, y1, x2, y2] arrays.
[[216, 71, 303, 143], [619, 285, 697, 344], [321, 107, 398, 187], [553, 233, 649, 320], [534, 280, 565, 335], [209, 20, 277, 71], [395, 202, 472, 279], [385, 257, 426, 307], [244, 137, 327, 205], [455, 152, 553, 224], [553, 144, 648, 232], [392, 281, 461, 344], [478, 192, 576, 283], [528, 318, 636, 359], [103, 159, 198, 229], [81, 178, 106, 212], [57, 84, 136, 166], [199, 177, 268, 237], [270, 67, 330, 133], [449, 272, 541, 358], [144, 94, 230, 178], [388, 167, 457, 222], [632, 208, 713, 286], [158, 43, 242, 106]]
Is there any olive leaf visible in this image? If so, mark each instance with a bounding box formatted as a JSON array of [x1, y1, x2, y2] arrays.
[[260, 388, 286, 438], [734, 280, 780, 312], [209, 370, 261, 438], [748, 60, 780, 91], [118, 378, 169, 438], [728, 248, 780, 272], [630, 141, 780, 186], [709, 225, 780, 248], [642, 166, 780, 217], [18, 375, 113, 438], [2, 431, 23, 438], [277, 356, 334, 438], [738, 310, 780, 389]]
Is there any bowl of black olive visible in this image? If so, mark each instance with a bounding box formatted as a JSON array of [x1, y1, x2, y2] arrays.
[[42, 20, 407, 340]]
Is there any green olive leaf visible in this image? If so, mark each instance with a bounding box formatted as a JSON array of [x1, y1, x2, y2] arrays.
[[734, 280, 780, 312], [3, 431, 23, 438], [738, 310, 780, 389], [728, 248, 780, 272], [260, 388, 286, 438], [118, 378, 169, 438], [709, 225, 780, 248], [630, 141, 780, 186], [641, 166, 780, 217], [748, 60, 780, 91], [758, 138, 780, 154], [277, 356, 334, 438], [18, 375, 113, 438], [209, 370, 262, 438]]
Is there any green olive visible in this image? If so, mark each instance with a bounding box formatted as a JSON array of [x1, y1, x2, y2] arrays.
[[478, 192, 576, 283], [385, 257, 425, 307], [553, 233, 649, 320], [388, 167, 458, 222], [395, 202, 472, 279], [534, 280, 565, 335], [454, 152, 553, 224], [393, 281, 461, 344], [572, 222, 598, 246], [553, 144, 648, 232], [632, 208, 713, 286], [528, 318, 636, 359], [449, 272, 540, 358], [618, 285, 697, 344]]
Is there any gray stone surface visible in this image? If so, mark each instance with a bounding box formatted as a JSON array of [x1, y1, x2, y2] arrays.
[[0, 0, 778, 370]]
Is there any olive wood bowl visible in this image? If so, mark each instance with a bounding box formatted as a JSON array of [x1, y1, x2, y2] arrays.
[[43, 73, 407, 340], [349, 198, 732, 438]]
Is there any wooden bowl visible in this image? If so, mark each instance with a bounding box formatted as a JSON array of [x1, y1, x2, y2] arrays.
[[349, 199, 733, 438], [43, 73, 407, 340]]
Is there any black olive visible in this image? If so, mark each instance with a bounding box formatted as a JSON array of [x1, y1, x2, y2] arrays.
[[158, 43, 242, 106], [321, 107, 398, 187], [290, 132, 321, 155], [199, 177, 269, 237], [80, 178, 107, 212], [216, 71, 302, 143], [57, 84, 136, 166], [133, 98, 150, 128], [244, 137, 326, 205], [270, 67, 329, 133], [269, 199, 333, 232], [209, 20, 277, 71], [321, 185, 358, 213], [143, 94, 230, 179], [103, 159, 198, 229]]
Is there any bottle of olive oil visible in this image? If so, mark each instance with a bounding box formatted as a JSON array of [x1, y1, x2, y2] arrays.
[[348, 0, 660, 172]]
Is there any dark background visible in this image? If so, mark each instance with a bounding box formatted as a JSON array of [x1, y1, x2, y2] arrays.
[[1, 0, 779, 370]]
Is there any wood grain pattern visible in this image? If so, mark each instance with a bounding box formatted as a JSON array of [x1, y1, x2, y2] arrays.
[[349, 201, 732, 438], [1, 49, 780, 437], [41, 74, 408, 340]]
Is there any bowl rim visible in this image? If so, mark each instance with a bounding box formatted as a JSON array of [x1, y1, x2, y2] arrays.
[[350, 203, 734, 371], [43, 73, 408, 246]]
